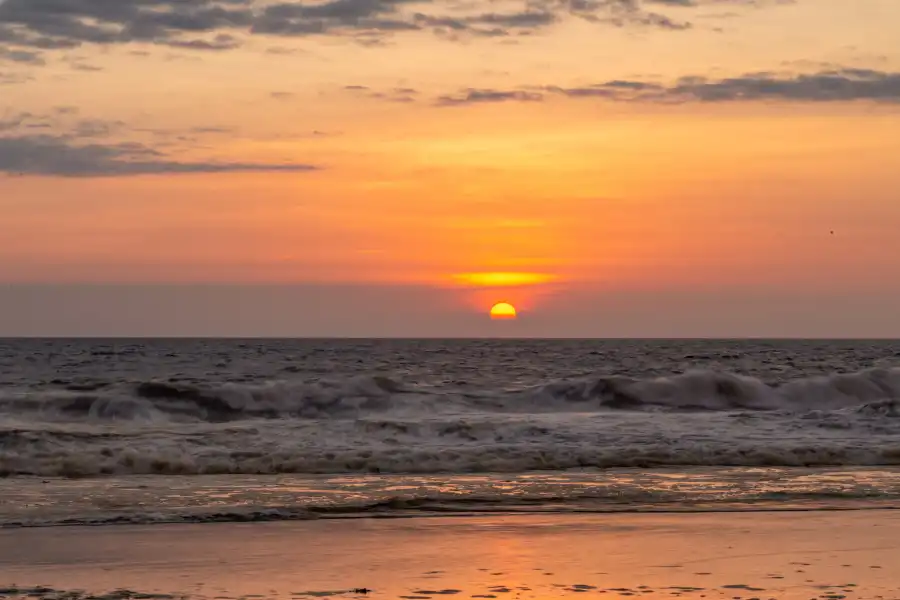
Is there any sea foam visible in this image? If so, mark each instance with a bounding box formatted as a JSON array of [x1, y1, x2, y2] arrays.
[[2, 367, 900, 477]]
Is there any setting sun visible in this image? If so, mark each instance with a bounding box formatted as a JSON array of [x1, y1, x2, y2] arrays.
[[489, 302, 517, 320]]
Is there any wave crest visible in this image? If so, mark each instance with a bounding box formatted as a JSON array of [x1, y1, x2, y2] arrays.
[[2, 367, 900, 423]]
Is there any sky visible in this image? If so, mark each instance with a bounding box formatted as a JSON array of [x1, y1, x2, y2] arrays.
[[1, 0, 899, 337]]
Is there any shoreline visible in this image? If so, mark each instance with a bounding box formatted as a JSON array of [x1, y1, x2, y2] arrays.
[[4, 467, 900, 529], [5, 501, 900, 530]]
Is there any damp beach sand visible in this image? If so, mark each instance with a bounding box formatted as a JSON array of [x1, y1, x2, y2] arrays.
[[3, 510, 900, 600]]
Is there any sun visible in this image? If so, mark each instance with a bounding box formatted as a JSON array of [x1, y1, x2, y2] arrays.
[[489, 302, 517, 320]]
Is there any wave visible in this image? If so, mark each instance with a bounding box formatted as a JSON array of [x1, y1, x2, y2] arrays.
[[5, 488, 899, 529], [526, 367, 900, 412], [3, 366, 900, 477], [2, 367, 900, 423], [3, 414, 900, 477]]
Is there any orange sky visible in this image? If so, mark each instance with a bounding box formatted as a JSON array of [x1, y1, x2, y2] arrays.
[[1, 0, 900, 335]]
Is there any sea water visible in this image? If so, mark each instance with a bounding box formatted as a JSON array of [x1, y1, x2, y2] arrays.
[[2, 338, 900, 526]]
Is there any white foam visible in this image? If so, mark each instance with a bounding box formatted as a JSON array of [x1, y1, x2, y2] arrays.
[[2, 367, 900, 476], [3, 468, 898, 527]]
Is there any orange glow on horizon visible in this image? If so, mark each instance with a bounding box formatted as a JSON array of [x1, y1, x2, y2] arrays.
[[452, 272, 557, 287]]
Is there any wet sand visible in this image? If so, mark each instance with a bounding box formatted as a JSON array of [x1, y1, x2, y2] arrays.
[[2, 510, 899, 600]]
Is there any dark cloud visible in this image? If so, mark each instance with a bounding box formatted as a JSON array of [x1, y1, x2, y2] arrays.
[[0, 110, 319, 177], [344, 83, 419, 103], [166, 33, 242, 51], [436, 88, 544, 105], [0, 0, 255, 55], [265, 45, 302, 54], [433, 69, 900, 106], [0, 110, 122, 136], [72, 118, 125, 137], [185, 126, 227, 134], [0, 135, 320, 177], [0, 0, 778, 61], [645, 0, 794, 6], [0, 46, 45, 64], [0, 0, 255, 43], [568, 69, 900, 103], [250, 0, 424, 36], [646, 0, 695, 6], [413, 10, 559, 37]]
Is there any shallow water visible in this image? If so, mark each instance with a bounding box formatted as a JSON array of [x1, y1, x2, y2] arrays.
[[3, 468, 900, 527]]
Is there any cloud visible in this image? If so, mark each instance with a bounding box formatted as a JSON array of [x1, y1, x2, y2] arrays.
[[432, 68, 900, 106], [0, 109, 123, 136], [344, 84, 419, 102], [436, 88, 544, 105], [0, 71, 32, 84], [0, 0, 256, 52], [0, 45, 44, 64], [0, 0, 781, 60], [0, 110, 319, 177], [645, 0, 794, 6], [561, 68, 900, 103], [166, 33, 242, 51], [0, 135, 320, 177]]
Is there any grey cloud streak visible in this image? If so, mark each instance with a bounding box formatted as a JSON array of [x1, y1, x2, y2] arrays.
[[432, 69, 900, 106], [0, 135, 320, 177], [0, 109, 320, 177], [0, 0, 786, 59], [436, 88, 544, 105], [0, 46, 44, 63]]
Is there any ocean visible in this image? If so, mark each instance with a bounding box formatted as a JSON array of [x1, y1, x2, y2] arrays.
[[2, 338, 900, 528]]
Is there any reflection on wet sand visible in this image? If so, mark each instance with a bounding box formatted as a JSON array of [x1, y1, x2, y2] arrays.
[[0, 578, 873, 600], [2, 512, 900, 600]]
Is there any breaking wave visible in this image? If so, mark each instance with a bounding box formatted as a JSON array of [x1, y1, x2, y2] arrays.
[[3, 367, 900, 423], [2, 367, 900, 477]]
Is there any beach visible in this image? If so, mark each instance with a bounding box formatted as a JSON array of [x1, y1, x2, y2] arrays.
[[5, 0, 900, 590], [3, 510, 899, 600]]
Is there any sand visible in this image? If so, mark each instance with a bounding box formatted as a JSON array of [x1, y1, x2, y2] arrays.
[[2, 510, 899, 600]]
